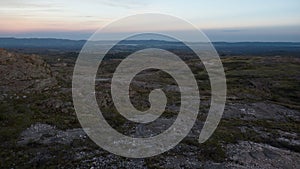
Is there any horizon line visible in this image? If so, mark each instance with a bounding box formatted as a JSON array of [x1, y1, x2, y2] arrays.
[[1, 37, 300, 43]]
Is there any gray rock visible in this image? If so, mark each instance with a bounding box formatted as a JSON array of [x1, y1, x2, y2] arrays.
[[226, 141, 300, 169], [223, 102, 300, 121], [18, 123, 86, 145]]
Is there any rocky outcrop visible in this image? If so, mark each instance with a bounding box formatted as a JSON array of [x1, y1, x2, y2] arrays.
[[0, 49, 57, 94], [226, 141, 300, 169], [18, 123, 86, 145], [223, 102, 300, 121]]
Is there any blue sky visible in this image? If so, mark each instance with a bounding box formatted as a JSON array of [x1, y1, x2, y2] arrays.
[[0, 0, 299, 41]]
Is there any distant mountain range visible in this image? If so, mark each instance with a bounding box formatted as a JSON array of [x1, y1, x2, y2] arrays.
[[0, 37, 299, 56]]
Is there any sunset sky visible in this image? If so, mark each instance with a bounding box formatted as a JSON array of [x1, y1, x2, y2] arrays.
[[1, 0, 300, 41]]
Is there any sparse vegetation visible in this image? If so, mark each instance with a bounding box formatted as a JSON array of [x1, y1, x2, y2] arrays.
[[0, 46, 299, 168]]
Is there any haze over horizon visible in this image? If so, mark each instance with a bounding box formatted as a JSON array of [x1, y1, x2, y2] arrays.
[[1, 0, 300, 42]]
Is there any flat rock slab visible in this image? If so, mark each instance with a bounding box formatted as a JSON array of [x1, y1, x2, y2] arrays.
[[226, 141, 300, 169], [18, 123, 86, 145], [223, 102, 300, 121]]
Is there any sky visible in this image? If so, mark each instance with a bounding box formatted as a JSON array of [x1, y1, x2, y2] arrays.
[[0, 0, 300, 41]]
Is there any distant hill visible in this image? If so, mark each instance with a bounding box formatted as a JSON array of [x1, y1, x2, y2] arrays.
[[213, 42, 300, 56], [0, 37, 299, 56], [0, 38, 85, 50]]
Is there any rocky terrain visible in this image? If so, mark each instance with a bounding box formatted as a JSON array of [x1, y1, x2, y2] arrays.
[[0, 49, 56, 95], [0, 49, 299, 168]]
